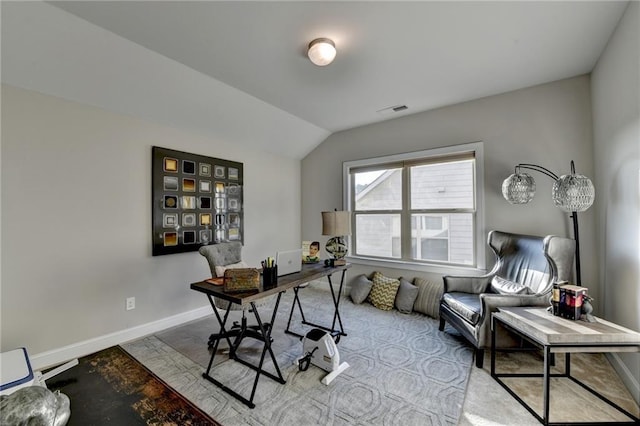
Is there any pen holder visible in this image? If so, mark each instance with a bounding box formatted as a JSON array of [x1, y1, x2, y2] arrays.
[[263, 266, 278, 288]]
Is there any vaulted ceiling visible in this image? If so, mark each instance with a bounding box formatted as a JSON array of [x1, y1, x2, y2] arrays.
[[2, 1, 628, 158]]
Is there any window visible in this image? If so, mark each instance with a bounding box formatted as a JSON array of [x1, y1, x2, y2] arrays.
[[344, 142, 484, 269]]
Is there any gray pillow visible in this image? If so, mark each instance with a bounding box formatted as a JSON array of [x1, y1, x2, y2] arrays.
[[395, 278, 419, 313], [413, 277, 444, 318], [349, 274, 373, 304]]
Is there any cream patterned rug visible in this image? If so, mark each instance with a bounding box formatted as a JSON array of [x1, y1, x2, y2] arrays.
[[123, 283, 473, 425]]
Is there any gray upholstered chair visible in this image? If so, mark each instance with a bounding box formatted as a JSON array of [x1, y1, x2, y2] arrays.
[[199, 242, 269, 350], [439, 230, 575, 368], [199, 242, 250, 311]]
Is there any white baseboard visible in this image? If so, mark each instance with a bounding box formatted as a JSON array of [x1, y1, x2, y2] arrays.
[[30, 306, 212, 371], [607, 353, 640, 405]]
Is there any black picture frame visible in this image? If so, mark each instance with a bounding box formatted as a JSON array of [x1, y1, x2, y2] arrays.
[[152, 146, 243, 256]]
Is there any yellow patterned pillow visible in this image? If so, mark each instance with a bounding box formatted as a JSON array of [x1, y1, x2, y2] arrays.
[[368, 271, 401, 311]]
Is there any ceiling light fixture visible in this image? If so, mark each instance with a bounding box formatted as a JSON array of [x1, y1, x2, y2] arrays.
[[308, 38, 336, 66]]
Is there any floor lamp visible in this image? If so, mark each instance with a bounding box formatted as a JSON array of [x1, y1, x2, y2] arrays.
[[501, 160, 595, 285]]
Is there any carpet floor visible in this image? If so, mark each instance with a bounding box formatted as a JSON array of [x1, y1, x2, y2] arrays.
[[120, 283, 639, 425], [123, 283, 474, 425], [459, 350, 639, 425]]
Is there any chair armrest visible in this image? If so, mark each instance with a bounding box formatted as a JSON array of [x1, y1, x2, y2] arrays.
[[443, 275, 492, 294], [475, 293, 550, 348], [479, 293, 549, 318]]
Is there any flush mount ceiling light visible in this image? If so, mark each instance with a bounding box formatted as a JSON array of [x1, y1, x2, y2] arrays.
[[308, 38, 336, 66]]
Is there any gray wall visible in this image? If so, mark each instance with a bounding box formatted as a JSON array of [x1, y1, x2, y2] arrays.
[[1, 85, 302, 365], [2, 0, 635, 402], [303, 76, 596, 292], [591, 1, 639, 402]]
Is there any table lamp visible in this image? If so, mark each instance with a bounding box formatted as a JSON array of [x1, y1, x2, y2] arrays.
[[322, 210, 351, 266]]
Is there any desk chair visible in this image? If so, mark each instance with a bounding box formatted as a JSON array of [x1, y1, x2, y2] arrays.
[[199, 243, 271, 354]]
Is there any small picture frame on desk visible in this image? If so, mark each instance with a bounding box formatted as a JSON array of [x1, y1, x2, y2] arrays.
[[302, 240, 321, 263]]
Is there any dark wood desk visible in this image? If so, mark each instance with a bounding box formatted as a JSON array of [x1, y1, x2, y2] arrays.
[[190, 262, 350, 408]]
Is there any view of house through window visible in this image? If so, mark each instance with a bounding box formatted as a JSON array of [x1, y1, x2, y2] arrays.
[[347, 146, 481, 268]]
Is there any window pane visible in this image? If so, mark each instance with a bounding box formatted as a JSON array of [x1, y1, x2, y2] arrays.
[[424, 216, 442, 230], [355, 168, 402, 211], [410, 160, 474, 209], [411, 213, 473, 264], [422, 239, 449, 261], [355, 214, 401, 258]]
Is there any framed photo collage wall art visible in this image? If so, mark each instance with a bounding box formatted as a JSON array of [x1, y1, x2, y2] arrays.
[[152, 146, 243, 256]]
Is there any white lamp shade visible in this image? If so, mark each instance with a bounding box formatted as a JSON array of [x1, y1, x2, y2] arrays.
[[308, 38, 337, 66], [322, 211, 351, 236], [502, 172, 536, 204], [552, 173, 595, 212]]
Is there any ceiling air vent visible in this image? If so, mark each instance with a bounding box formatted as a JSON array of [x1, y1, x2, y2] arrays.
[[376, 105, 408, 115]]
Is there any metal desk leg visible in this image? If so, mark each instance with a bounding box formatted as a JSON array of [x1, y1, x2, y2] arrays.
[[202, 293, 286, 409], [285, 269, 348, 339], [285, 286, 307, 337], [204, 295, 235, 374], [245, 298, 286, 404], [327, 269, 347, 337]]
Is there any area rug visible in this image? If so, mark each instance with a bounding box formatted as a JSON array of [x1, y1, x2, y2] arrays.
[[124, 283, 474, 425], [46, 345, 221, 425]]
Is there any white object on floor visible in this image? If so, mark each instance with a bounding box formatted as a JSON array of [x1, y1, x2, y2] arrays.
[[296, 329, 349, 386], [1, 347, 79, 396], [0, 348, 37, 395], [40, 359, 79, 385], [320, 361, 350, 385]]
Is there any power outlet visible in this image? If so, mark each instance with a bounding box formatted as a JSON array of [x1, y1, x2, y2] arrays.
[[126, 297, 135, 311]]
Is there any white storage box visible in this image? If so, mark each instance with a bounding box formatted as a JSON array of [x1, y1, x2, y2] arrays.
[[0, 347, 35, 395]]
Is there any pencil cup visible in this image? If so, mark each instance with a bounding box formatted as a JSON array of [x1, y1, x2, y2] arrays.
[[263, 266, 278, 288]]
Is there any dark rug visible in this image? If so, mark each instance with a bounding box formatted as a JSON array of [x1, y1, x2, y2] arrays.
[[46, 345, 221, 425]]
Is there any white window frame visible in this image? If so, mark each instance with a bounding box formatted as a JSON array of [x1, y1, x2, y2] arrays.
[[343, 141, 486, 274]]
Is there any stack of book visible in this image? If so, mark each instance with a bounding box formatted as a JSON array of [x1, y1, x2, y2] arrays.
[[558, 284, 589, 320]]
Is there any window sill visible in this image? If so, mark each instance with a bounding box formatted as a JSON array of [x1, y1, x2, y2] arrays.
[[345, 255, 487, 276]]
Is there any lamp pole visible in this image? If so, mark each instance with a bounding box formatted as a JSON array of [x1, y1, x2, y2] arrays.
[[511, 162, 583, 286]]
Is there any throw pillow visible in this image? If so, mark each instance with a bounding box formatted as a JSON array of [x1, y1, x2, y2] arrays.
[[368, 271, 400, 311], [490, 276, 530, 295], [395, 278, 419, 314], [413, 277, 444, 318], [350, 274, 373, 304], [215, 261, 249, 278]]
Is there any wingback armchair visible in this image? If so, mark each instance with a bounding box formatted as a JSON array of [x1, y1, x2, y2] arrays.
[[439, 230, 575, 368]]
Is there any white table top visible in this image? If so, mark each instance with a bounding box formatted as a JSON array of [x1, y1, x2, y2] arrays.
[[493, 307, 640, 347]]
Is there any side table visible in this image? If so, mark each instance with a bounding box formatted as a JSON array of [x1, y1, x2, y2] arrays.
[[491, 307, 640, 425]]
